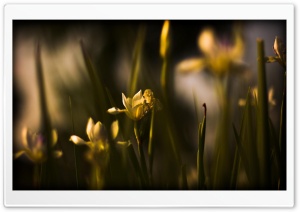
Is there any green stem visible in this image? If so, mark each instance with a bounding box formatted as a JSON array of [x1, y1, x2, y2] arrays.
[[197, 104, 206, 190], [279, 71, 286, 190], [69, 96, 79, 189], [257, 39, 271, 189], [134, 122, 149, 187], [148, 109, 155, 186], [34, 164, 40, 189]]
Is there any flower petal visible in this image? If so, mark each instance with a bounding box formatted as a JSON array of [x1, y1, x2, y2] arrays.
[[70, 135, 88, 146], [93, 121, 108, 143], [122, 93, 128, 108], [198, 28, 217, 56], [14, 150, 26, 159], [86, 118, 95, 141], [21, 127, 29, 149], [132, 105, 144, 120], [51, 129, 58, 147], [176, 58, 206, 73], [132, 90, 144, 108], [107, 107, 126, 115], [111, 120, 119, 140]]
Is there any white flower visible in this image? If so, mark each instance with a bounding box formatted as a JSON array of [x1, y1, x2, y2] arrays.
[[70, 118, 109, 154], [107, 90, 145, 121]]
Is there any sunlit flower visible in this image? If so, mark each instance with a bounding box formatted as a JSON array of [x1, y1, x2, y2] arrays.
[[176, 26, 244, 76], [238, 87, 276, 107], [70, 118, 109, 164], [108, 89, 162, 121], [265, 36, 286, 68], [107, 90, 145, 121], [14, 128, 62, 164]]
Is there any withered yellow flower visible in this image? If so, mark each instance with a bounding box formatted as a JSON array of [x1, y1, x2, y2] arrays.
[[265, 37, 286, 69]]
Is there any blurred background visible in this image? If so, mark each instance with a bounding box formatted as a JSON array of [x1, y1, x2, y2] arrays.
[[13, 20, 286, 190]]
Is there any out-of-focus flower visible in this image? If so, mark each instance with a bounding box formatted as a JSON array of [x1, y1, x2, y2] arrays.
[[160, 20, 170, 58], [238, 87, 276, 107], [107, 89, 162, 121], [70, 118, 109, 164], [265, 36, 286, 68], [176, 27, 245, 76], [14, 128, 62, 164]]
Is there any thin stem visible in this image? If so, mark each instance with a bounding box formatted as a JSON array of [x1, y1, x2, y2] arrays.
[[34, 164, 40, 189], [134, 121, 149, 186], [279, 71, 286, 190], [69, 96, 79, 189]]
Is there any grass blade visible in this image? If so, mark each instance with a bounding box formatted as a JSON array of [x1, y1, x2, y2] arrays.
[[197, 104, 206, 189], [256, 39, 271, 189]]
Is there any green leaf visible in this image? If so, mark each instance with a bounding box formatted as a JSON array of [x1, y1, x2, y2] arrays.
[[197, 104, 206, 189], [256, 39, 271, 189]]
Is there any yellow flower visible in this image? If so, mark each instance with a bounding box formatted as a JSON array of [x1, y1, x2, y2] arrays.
[[14, 128, 62, 164], [70, 118, 109, 158], [107, 90, 145, 121], [238, 87, 276, 107], [107, 89, 162, 121], [176, 26, 244, 76]]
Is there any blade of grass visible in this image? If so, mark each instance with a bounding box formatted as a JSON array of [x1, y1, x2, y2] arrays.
[[197, 104, 206, 190], [240, 88, 259, 188], [35, 43, 53, 189], [80, 40, 110, 124], [69, 96, 79, 189], [134, 122, 149, 187], [232, 123, 252, 186], [279, 71, 286, 190], [256, 39, 271, 189], [180, 164, 188, 189], [128, 25, 146, 97], [148, 108, 155, 186], [127, 142, 145, 188]]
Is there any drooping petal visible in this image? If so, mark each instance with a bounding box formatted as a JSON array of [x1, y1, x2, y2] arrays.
[[132, 90, 144, 108], [107, 107, 126, 115], [111, 120, 119, 140], [176, 58, 206, 73], [14, 150, 27, 159], [70, 135, 88, 146], [51, 129, 58, 147], [93, 121, 108, 143], [86, 118, 95, 141]]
